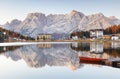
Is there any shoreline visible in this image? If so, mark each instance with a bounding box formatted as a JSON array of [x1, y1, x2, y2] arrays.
[[1, 39, 120, 43]]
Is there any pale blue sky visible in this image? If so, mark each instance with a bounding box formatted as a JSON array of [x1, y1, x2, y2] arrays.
[[0, 0, 120, 24]]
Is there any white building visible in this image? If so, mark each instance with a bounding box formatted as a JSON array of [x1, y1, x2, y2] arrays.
[[72, 36, 78, 40], [90, 29, 103, 39], [111, 35, 119, 40]]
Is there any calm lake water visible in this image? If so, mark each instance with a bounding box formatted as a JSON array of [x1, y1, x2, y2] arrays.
[[0, 42, 120, 79]]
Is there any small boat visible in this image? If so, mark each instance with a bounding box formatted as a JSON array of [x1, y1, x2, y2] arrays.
[[79, 57, 107, 64], [80, 57, 120, 68]]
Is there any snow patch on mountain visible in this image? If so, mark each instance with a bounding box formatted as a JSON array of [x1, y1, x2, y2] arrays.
[[1, 10, 120, 38]]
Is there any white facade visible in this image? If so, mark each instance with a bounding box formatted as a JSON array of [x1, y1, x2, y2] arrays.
[[3, 32, 6, 35], [90, 29, 103, 39], [72, 36, 78, 40], [111, 35, 119, 40], [37, 34, 52, 41]]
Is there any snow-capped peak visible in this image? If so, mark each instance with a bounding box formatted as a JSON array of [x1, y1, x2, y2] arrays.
[[69, 10, 85, 18], [26, 12, 46, 19], [109, 16, 117, 19], [3, 19, 21, 31], [70, 10, 78, 15], [95, 13, 104, 17]]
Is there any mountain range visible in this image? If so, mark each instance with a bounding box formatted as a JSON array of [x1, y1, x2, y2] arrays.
[[1, 10, 120, 38]]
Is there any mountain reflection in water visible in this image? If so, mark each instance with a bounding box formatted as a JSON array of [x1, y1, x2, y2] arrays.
[[1, 42, 120, 70]]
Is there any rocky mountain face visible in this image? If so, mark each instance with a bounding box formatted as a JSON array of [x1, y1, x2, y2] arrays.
[[2, 10, 120, 38], [4, 19, 21, 31]]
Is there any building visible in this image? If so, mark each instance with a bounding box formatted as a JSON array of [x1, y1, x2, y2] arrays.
[[72, 36, 78, 40], [103, 35, 111, 40], [37, 34, 52, 41], [111, 35, 119, 40], [90, 29, 103, 39]]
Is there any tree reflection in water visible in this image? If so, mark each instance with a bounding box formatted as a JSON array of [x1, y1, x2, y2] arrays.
[[1, 42, 120, 70], [0, 46, 21, 54]]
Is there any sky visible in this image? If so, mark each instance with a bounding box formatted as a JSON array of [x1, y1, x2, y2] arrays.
[[0, 0, 120, 24]]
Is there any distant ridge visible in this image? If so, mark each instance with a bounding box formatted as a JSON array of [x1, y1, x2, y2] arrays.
[[1, 10, 120, 38]]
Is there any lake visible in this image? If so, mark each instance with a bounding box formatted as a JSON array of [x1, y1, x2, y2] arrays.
[[0, 42, 120, 79]]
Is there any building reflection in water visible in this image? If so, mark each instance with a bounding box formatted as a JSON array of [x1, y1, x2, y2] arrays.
[[70, 43, 90, 52], [71, 42, 120, 58], [90, 42, 103, 54], [37, 44, 52, 48], [1, 42, 120, 70], [111, 42, 120, 48], [71, 42, 104, 54]]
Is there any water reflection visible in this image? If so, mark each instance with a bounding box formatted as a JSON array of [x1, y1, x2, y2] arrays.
[[71, 43, 90, 52], [90, 42, 103, 53], [0, 46, 21, 54], [1, 42, 120, 70], [71, 42, 120, 58], [3, 43, 80, 70]]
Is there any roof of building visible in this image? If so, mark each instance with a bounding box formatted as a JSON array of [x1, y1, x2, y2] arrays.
[[90, 29, 104, 31], [38, 34, 52, 35], [111, 34, 119, 37]]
